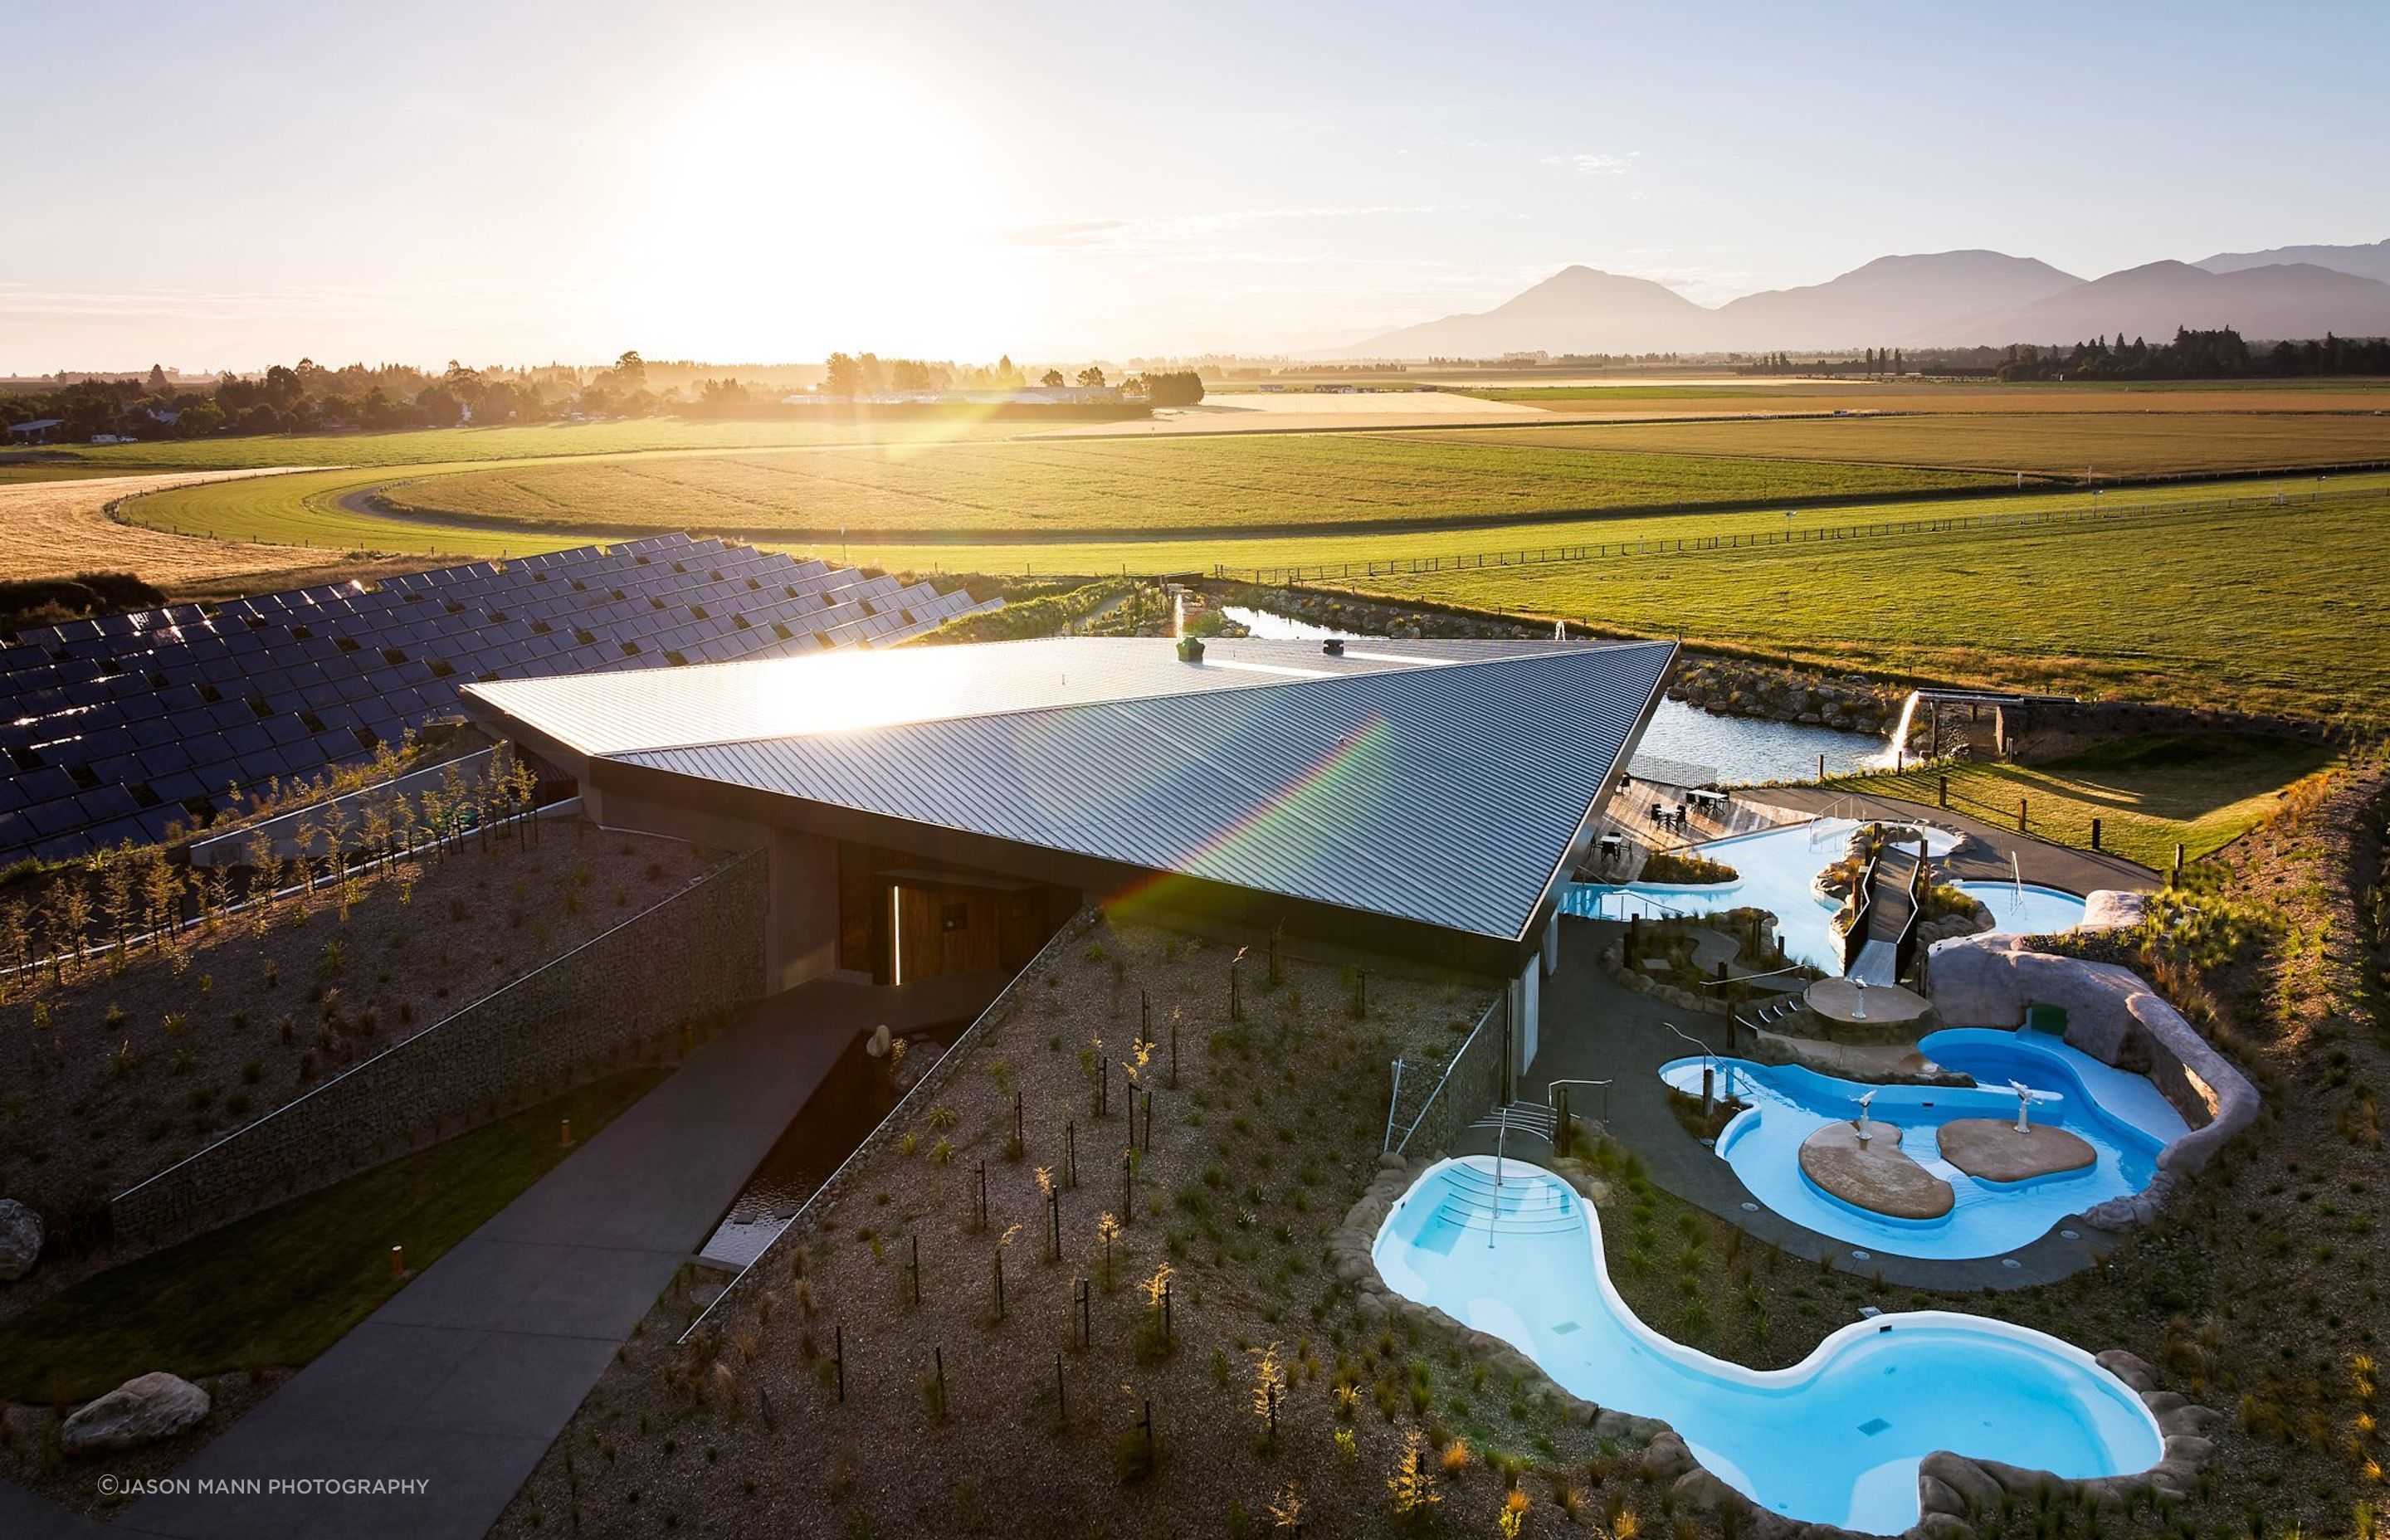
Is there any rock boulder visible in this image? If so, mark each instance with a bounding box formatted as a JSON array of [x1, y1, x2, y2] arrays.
[[59, 1372, 211, 1455], [0, 1199, 41, 1281]]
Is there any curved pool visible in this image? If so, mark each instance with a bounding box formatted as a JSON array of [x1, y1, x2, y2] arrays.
[[1954, 880, 2090, 935], [1374, 1157, 2162, 1533], [1567, 817, 1965, 973], [1659, 1027, 2187, 1259]]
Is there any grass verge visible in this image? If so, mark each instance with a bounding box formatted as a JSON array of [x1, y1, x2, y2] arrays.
[[1826, 734, 2341, 870], [0, 1067, 666, 1404]]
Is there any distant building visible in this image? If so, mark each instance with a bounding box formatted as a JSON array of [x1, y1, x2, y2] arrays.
[[5, 418, 62, 443]]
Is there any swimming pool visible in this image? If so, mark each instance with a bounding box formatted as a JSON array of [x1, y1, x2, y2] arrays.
[[1374, 1157, 2162, 1533], [1659, 1026, 2187, 1260], [1566, 818, 1963, 972], [1956, 880, 2090, 935]]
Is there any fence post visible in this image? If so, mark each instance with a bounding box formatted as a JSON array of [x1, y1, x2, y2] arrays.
[[2090, 817, 2101, 852]]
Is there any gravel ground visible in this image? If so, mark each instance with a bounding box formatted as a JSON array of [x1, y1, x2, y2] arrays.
[[488, 916, 1642, 1538]]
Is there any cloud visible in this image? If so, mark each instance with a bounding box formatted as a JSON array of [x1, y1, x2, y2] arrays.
[[1545, 151, 1638, 176]]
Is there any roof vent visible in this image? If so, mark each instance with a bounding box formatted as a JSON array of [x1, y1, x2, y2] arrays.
[[1175, 636, 1206, 663], [1322, 638, 1345, 656]]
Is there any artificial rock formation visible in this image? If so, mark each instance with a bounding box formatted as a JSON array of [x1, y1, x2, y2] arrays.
[[1922, 930, 2258, 1195]]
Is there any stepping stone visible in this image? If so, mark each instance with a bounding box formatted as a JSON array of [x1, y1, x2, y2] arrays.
[[1798, 1122, 1953, 1220], [1936, 1119, 2095, 1182]]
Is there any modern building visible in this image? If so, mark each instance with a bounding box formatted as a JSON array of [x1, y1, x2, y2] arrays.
[[462, 634, 1675, 1072]]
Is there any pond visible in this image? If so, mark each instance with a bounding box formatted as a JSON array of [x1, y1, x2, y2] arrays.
[[1221, 605, 1884, 785], [698, 1022, 964, 1270]]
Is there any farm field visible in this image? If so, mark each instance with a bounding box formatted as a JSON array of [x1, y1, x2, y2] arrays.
[[1828, 733, 2342, 870], [361, 436, 2008, 539], [113, 472, 2390, 726], [1463, 378, 2390, 411], [1353, 491, 2390, 719], [4, 414, 1027, 475], [1388, 408, 2390, 476], [0, 469, 351, 587]]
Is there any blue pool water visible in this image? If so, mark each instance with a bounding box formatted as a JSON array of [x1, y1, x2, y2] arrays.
[[1374, 1157, 2162, 1533], [1566, 818, 1963, 972], [1659, 1027, 2187, 1260], [1957, 880, 2090, 935]]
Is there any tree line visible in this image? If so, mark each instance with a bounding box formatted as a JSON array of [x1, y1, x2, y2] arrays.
[[4, 347, 1198, 444], [1992, 327, 2390, 381], [2, 353, 656, 442]]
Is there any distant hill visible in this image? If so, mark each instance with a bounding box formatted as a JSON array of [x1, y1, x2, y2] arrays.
[[1710, 251, 2081, 349], [1340, 265, 1714, 358], [2197, 239, 2390, 286], [1334, 246, 2390, 358], [1928, 260, 2390, 346]]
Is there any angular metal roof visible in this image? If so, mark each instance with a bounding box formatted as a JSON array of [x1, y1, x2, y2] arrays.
[[461, 635, 1604, 759], [464, 637, 1675, 944]]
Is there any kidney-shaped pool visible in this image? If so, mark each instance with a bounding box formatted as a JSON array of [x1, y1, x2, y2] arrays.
[[1373, 1156, 2162, 1533]]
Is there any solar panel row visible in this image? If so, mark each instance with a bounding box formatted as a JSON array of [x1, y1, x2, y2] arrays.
[[0, 534, 991, 865]]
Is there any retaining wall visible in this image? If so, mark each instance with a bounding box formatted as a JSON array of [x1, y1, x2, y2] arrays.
[[1392, 992, 1508, 1155], [111, 850, 768, 1249]]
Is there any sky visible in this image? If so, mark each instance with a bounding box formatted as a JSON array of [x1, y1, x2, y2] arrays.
[[5, 0, 2386, 373]]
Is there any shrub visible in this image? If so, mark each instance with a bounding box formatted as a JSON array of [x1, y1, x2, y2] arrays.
[[1640, 850, 1739, 884]]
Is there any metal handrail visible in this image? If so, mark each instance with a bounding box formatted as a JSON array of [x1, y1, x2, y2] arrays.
[[1544, 1077, 1612, 1123], [1840, 848, 1880, 974]]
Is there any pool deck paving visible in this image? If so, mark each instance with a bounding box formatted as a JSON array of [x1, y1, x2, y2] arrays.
[[1455, 918, 2110, 1293], [1, 971, 1003, 1540], [1743, 786, 2158, 892]]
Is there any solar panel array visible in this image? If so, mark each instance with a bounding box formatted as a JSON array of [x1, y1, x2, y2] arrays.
[[0, 534, 993, 865]]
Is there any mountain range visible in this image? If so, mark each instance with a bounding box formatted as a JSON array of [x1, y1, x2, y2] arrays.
[[1338, 240, 2390, 357]]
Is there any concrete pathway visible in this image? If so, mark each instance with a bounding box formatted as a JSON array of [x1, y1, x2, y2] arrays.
[[1744, 786, 2158, 890], [1456, 918, 2106, 1293], [74, 973, 992, 1540]]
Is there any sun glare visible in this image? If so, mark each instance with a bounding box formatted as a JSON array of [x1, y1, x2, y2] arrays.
[[622, 73, 1018, 361]]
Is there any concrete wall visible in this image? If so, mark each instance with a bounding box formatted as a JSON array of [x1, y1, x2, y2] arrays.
[[111, 850, 768, 1250], [765, 827, 841, 991]]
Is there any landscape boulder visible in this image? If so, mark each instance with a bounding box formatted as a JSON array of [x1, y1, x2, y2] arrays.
[[2080, 890, 2149, 931], [0, 1199, 41, 1280], [59, 1372, 211, 1454]]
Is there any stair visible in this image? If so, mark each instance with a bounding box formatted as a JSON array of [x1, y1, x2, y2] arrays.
[[1469, 1101, 1557, 1142], [1430, 1162, 1581, 1235]]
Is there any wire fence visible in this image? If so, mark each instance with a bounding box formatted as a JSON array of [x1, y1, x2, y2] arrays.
[[1213, 480, 2379, 587]]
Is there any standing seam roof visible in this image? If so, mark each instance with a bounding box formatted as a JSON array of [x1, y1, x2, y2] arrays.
[[610, 642, 1673, 941]]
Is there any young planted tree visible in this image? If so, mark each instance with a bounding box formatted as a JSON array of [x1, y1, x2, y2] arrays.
[[95, 844, 136, 960]]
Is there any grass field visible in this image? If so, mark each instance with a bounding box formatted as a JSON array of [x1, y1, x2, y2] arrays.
[[366, 436, 2007, 539], [1352, 488, 2390, 720], [1828, 734, 2342, 870], [6, 415, 1022, 475], [1461, 379, 2390, 410], [0, 1069, 665, 1404], [1388, 410, 2390, 476]]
